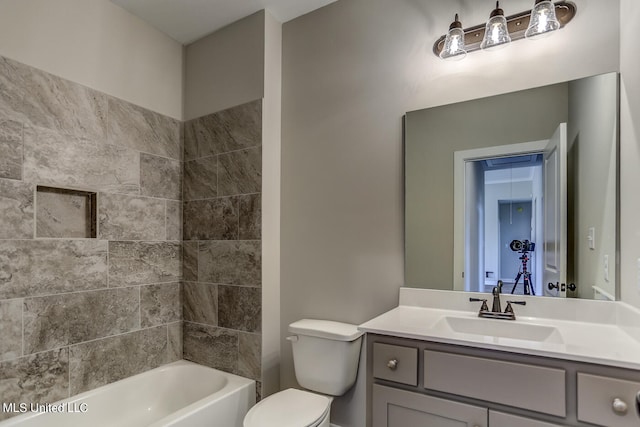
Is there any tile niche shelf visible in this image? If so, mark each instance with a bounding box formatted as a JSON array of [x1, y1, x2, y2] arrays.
[[36, 186, 97, 238]]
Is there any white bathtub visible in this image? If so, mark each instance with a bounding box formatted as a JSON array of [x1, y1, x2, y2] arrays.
[[0, 361, 255, 427]]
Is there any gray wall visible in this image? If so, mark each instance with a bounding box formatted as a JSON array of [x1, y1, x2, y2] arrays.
[[618, 0, 639, 308], [181, 9, 280, 400], [0, 0, 183, 119], [281, 1, 619, 425], [405, 83, 568, 289], [567, 74, 618, 299], [261, 10, 283, 398], [0, 56, 182, 421], [184, 11, 265, 121], [485, 180, 536, 287], [181, 100, 264, 398]]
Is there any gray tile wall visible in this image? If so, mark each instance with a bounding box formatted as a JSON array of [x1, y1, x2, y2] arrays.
[[0, 56, 266, 419], [0, 56, 182, 421], [182, 100, 263, 398]]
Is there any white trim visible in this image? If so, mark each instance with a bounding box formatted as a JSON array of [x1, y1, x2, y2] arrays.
[[453, 140, 548, 292], [593, 285, 615, 301]]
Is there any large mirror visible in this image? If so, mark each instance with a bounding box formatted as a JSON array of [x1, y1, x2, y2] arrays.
[[405, 72, 619, 300]]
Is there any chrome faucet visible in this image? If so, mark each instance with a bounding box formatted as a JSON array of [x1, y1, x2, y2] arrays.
[[469, 280, 526, 320]]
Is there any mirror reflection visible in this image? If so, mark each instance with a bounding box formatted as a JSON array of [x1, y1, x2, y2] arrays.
[[405, 73, 618, 300]]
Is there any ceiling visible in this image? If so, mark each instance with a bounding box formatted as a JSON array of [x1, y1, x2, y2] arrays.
[[111, 0, 339, 45]]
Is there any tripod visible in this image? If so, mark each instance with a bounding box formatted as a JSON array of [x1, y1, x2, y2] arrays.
[[510, 250, 535, 295]]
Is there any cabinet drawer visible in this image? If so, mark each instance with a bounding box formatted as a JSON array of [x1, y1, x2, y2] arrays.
[[424, 350, 566, 416], [489, 410, 564, 427], [373, 343, 418, 386], [577, 373, 640, 427]]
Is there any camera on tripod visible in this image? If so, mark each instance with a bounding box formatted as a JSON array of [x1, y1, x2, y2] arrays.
[[509, 239, 535, 253], [508, 239, 535, 295]]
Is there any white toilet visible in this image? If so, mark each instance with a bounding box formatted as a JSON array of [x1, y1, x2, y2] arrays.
[[243, 319, 364, 427]]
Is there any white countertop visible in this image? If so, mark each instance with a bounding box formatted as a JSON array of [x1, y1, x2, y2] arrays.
[[358, 288, 640, 370]]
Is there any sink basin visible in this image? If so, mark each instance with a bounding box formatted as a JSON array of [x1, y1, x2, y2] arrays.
[[434, 316, 564, 344]]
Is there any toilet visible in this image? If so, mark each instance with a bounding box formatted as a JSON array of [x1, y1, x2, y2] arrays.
[[243, 319, 364, 427]]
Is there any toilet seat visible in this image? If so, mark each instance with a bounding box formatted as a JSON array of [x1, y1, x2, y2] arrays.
[[243, 388, 331, 427]]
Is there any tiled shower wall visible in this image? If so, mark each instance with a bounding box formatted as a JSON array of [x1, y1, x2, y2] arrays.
[[182, 101, 263, 397], [0, 56, 182, 420]]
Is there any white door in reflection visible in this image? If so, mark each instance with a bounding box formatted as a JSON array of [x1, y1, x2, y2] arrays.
[[542, 123, 568, 298]]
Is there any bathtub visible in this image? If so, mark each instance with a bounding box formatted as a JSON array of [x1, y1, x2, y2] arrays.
[[0, 360, 255, 427]]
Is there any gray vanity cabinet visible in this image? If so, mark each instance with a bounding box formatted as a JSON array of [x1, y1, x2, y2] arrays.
[[372, 384, 566, 427], [367, 334, 640, 427], [373, 384, 487, 427], [489, 411, 564, 427]]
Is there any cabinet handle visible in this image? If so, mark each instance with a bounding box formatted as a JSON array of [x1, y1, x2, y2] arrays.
[[387, 359, 398, 371], [612, 397, 628, 415]]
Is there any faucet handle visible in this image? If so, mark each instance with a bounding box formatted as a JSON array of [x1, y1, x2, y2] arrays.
[[505, 300, 526, 314], [469, 298, 489, 312]]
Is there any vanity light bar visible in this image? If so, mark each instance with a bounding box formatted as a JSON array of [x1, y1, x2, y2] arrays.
[[433, 1, 577, 58]]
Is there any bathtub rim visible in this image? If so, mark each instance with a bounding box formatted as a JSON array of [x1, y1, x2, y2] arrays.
[[0, 360, 256, 427]]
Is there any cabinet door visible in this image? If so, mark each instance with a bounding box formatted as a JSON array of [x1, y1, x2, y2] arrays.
[[373, 384, 487, 427], [577, 373, 640, 427], [489, 410, 565, 427]]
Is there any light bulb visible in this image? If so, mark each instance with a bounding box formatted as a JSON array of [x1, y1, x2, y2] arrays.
[[525, 0, 560, 39], [440, 14, 467, 60], [480, 2, 511, 50]]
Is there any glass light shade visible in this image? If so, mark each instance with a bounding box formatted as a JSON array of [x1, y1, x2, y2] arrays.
[[480, 15, 511, 50], [440, 27, 467, 60], [525, 1, 561, 38]]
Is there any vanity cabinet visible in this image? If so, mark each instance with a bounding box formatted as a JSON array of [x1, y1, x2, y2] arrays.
[[489, 411, 565, 427], [372, 343, 418, 386], [373, 384, 487, 427], [577, 373, 640, 427], [368, 335, 640, 427], [372, 385, 563, 427], [423, 350, 566, 416]]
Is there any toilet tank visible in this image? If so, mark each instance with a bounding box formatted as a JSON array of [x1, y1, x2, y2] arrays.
[[288, 319, 364, 396]]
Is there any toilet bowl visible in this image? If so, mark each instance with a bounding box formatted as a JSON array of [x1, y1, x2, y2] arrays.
[[243, 319, 363, 427], [243, 388, 332, 427]]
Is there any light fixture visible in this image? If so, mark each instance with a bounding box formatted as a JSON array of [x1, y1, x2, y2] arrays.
[[433, 1, 576, 60], [481, 2, 511, 50], [525, 0, 561, 38], [440, 14, 467, 60]]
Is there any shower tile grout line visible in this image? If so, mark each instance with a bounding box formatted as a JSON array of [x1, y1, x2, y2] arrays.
[[21, 298, 24, 358], [138, 286, 142, 333], [183, 319, 261, 336], [68, 343, 71, 398], [183, 144, 262, 163], [184, 191, 261, 203], [8, 323, 179, 363], [1, 281, 182, 302]]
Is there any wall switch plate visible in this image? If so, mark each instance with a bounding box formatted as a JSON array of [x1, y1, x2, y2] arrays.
[[588, 227, 596, 250], [603, 255, 609, 282]]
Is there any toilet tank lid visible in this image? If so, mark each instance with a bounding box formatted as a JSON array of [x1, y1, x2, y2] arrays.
[[289, 319, 364, 341]]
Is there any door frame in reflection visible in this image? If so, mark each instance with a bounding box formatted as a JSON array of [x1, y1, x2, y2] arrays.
[[453, 140, 548, 293]]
